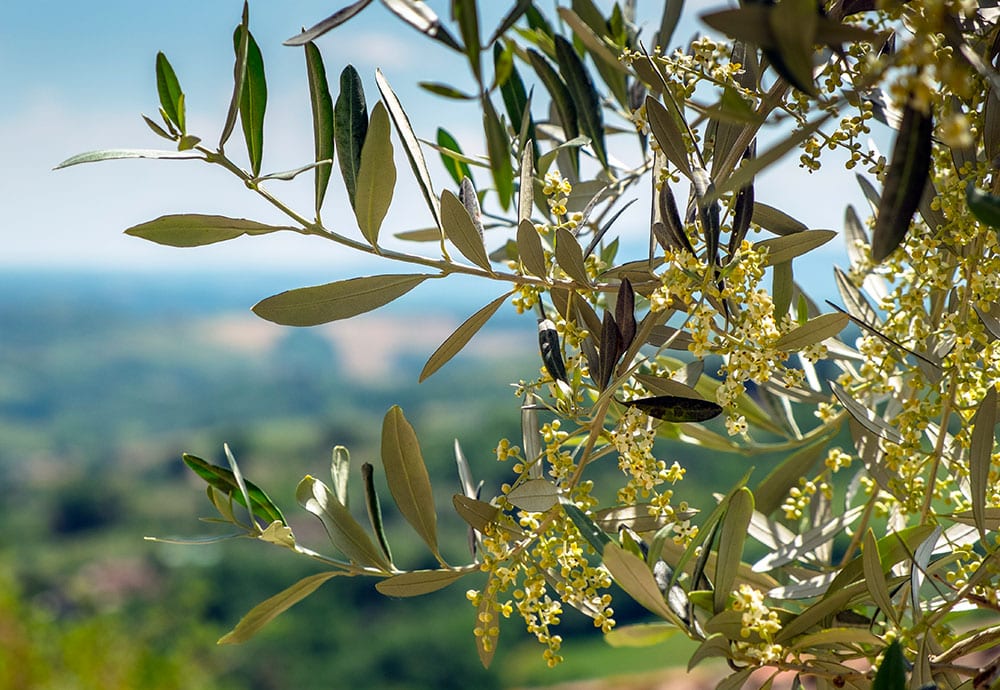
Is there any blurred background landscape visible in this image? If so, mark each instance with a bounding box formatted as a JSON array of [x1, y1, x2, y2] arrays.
[[1, 269, 757, 689]]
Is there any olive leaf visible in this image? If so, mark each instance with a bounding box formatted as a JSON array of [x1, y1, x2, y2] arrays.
[[437, 128, 472, 186], [304, 42, 335, 214], [335, 65, 368, 208], [381, 405, 443, 563], [871, 102, 933, 262], [182, 453, 285, 525], [155, 52, 185, 133], [862, 529, 898, 624], [970, 386, 998, 540], [755, 229, 836, 266], [507, 478, 560, 512], [420, 292, 511, 381], [482, 96, 514, 210], [766, 0, 819, 96], [452, 494, 500, 532], [517, 218, 547, 278], [538, 318, 568, 383], [361, 462, 393, 564], [714, 487, 753, 613], [441, 188, 490, 270], [774, 312, 849, 351], [220, 2, 250, 148], [234, 26, 266, 177], [354, 101, 396, 247], [645, 95, 691, 178], [553, 35, 607, 168], [296, 475, 392, 570], [283, 0, 376, 45], [54, 149, 204, 169], [218, 571, 342, 644], [124, 214, 289, 247], [873, 640, 907, 690], [376, 69, 442, 228], [752, 202, 807, 235], [253, 274, 432, 327], [603, 543, 676, 621], [375, 569, 470, 597], [626, 395, 723, 423], [966, 183, 1000, 229], [554, 227, 590, 285]]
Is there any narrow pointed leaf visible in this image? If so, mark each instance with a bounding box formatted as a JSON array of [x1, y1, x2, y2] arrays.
[[518, 139, 534, 223], [656, 0, 684, 47], [553, 35, 607, 167], [970, 386, 997, 540], [361, 462, 393, 564], [538, 318, 568, 383], [54, 149, 203, 169], [871, 102, 933, 262], [562, 501, 612, 553], [284, 0, 376, 45], [441, 189, 491, 270], [452, 0, 481, 80], [297, 475, 392, 569], [375, 568, 470, 597], [714, 487, 753, 612], [487, 0, 532, 46], [381, 0, 462, 52], [253, 274, 430, 326], [182, 454, 285, 525], [376, 69, 442, 228], [517, 219, 547, 277], [453, 494, 500, 532], [752, 202, 808, 235], [862, 529, 898, 623], [775, 312, 848, 351], [626, 395, 723, 423], [420, 292, 510, 381], [873, 640, 907, 690], [603, 544, 675, 620], [967, 183, 1000, 229], [554, 226, 590, 285], [234, 27, 266, 177], [767, 0, 818, 96], [834, 266, 879, 324], [304, 42, 335, 213], [220, 3, 249, 147], [354, 101, 396, 246], [483, 97, 514, 209], [754, 229, 836, 266], [508, 478, 560, 512], [335, 65, 368, 208], [752, 505, 864, 572], [527, 48, 579, 149], [155, 52, 185, 133], [831, 382, 903, 444], [125, 214, 288, 247], [381, 406, 441, 560], [645, 96, 690, 178], [437, 128, 472, 185], [218, 571, 341, 644], [330, 445, 350, 508], [418, 81, 476, 100]]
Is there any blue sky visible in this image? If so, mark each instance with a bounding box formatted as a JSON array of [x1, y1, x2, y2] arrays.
[[1, 0, 860, 297]]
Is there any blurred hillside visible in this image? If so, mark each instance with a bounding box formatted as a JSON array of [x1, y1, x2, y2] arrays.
[[0, 270, 749, 689]]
